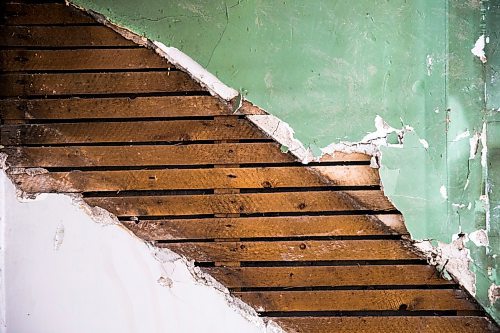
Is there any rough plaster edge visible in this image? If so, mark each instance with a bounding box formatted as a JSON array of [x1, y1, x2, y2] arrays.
[[0, 166, 6, 333], [0, 154, 284, 333]]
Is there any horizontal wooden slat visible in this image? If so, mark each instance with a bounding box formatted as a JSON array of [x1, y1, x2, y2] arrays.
[[159, 240, 419, 262], [202, 265, 451, 288], [274, 316, 497, 333], [122, 214, 405, 241], [3, 3, 95, 25], [0, 96, 231, 120], [84, 191, 394, 216], [1, 118, 266, 145], [8, 165, 379, 193], [0, 49, 173, 71], [0, 26, 135, 47], [0, 72, 201, 97], [2, 143, 296, 167], [235, 289, 477, 312]]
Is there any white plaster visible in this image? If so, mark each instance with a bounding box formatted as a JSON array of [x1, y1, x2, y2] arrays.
[[247, 114, 315, 164], [453, 130, 470, 142], [419, 139, 429, 149], [480, 122, 488, 168], [469, 229, 489, 247], [426, 54, 433, 76], [0, 171, 6, 332], [471, 34, 487, 63], [488, 284, 500, 305], [0, 171, 283, 333], [440, 185, 448, 200], [415, 238, 476, 296], [152, 41, 239, 101]]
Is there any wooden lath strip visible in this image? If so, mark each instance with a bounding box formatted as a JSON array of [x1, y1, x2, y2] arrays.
[[0, 49, 174, 71], [122, 215, 406, 240], [8, 165, 379, 193], [2, 3, 96, 25], [83, 190, 395, 216], [160, 240, 418, 262], [235, 289, 477, 312], [0, 72, 202, 97], [202, 265, 450, 288]]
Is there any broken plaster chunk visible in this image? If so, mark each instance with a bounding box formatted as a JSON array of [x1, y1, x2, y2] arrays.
[[488, 284, 500, 305], [157, 276, 173, 288], [469, 229, 489, 247], [471, 35, 487, 63]]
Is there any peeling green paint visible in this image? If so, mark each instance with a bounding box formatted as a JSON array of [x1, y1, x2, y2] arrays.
[[71, 0, 498, 322]]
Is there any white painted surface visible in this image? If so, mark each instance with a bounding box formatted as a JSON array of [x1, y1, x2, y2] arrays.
[[0, 172, 280, 333]]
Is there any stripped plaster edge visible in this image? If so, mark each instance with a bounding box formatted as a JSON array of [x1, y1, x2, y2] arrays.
[[0, 153, 285, 333], [61, 3, 495, 321]]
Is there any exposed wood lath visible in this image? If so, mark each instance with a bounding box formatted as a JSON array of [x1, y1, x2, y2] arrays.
[[1, 2, 498, 332]]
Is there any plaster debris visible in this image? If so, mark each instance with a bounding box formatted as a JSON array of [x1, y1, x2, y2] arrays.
[[153, 41, 238, 101], [471, 34, 487, 63], [247, 114, 315, 164], [157, 276, 173, 288], [489, 284, 500, 305], [440, 185, 448, 199], [416, 237, 476, 296], [469, 229, 489, 247], [53, 224, 65, 251], [74, 197, 120, 226]]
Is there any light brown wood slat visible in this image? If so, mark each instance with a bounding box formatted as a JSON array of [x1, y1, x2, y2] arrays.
[[0, 72, 201, 97], [159, 240, 419, 262], [3, 3, 96, 25], [201, 265, 451, 288], [0, 96, 231, 120], [1, 143, 296, 167], [122, 214, 406, 241], [273, 316, 498, 333], [234, 289, 477, 312], [0, 49, 173, 71], [8, 165, 380, 193], [0, 26, 135, 47], [1, 118, 267, 145], [84, 191, 394, 216]]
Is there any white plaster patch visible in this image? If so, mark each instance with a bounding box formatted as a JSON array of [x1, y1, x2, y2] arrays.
[[415, 238, 476, 296], [419, 139, 429, 149], [153, 41, 238, 101], [488, 284, 500, 305], [426, 54, 433, 76], [453, 130, 470, 142], [440, 185, 448, 200], [469, 229, 489, 247], [471, 35, 487, 63], [480, 122, 487, 168], [247, 114, 314, 164]]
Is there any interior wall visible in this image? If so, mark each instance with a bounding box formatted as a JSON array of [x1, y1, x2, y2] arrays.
[[0, 171, 275, 333], [54, 0, 500, 323]]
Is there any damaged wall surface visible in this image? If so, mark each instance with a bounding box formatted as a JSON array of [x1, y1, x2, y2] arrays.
[[67, 0, 499, 322], [0, 172, 276, 333]]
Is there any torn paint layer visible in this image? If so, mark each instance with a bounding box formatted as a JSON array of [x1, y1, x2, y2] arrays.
[[471, 34, 488, 63]]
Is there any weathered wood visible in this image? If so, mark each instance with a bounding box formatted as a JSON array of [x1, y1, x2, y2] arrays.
[[2, 143, 296, 167], [202, 265, 451, 288], [121, 214, 406, 241], [0, 96, 231, 120], [273, 316, 497, 333], [159, 240, 419, 262], [1, 118, 267, 145], [3, 3, 96, 25], [84, 190, 395, 216], [0, 72, 202, 97], [0, 26, 135, 47], [9, 166, 379, 193], [235, 289, 477, 312], [0, 49, 173, 71]]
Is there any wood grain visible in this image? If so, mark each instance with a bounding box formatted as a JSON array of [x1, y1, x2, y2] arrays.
[[0, 72, 201, 97], [0, 49, 173, 71], [2, 3, 95, 25], [9, 166, 379, 192], [84, 190, 394, 216], [0, 26, 135, 47], [159, 240, 419, 262], [235, 289, 477, 312], [2, 143, 296, 167], [0, 96, 231, 120], [1, 118, 267, 144], [273, 317, 497, 333], [202, 265, 450, 288], [122, 214, 406, 240]]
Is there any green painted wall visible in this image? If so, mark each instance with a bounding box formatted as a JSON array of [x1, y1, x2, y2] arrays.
[[71, 0, 499, 322]]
